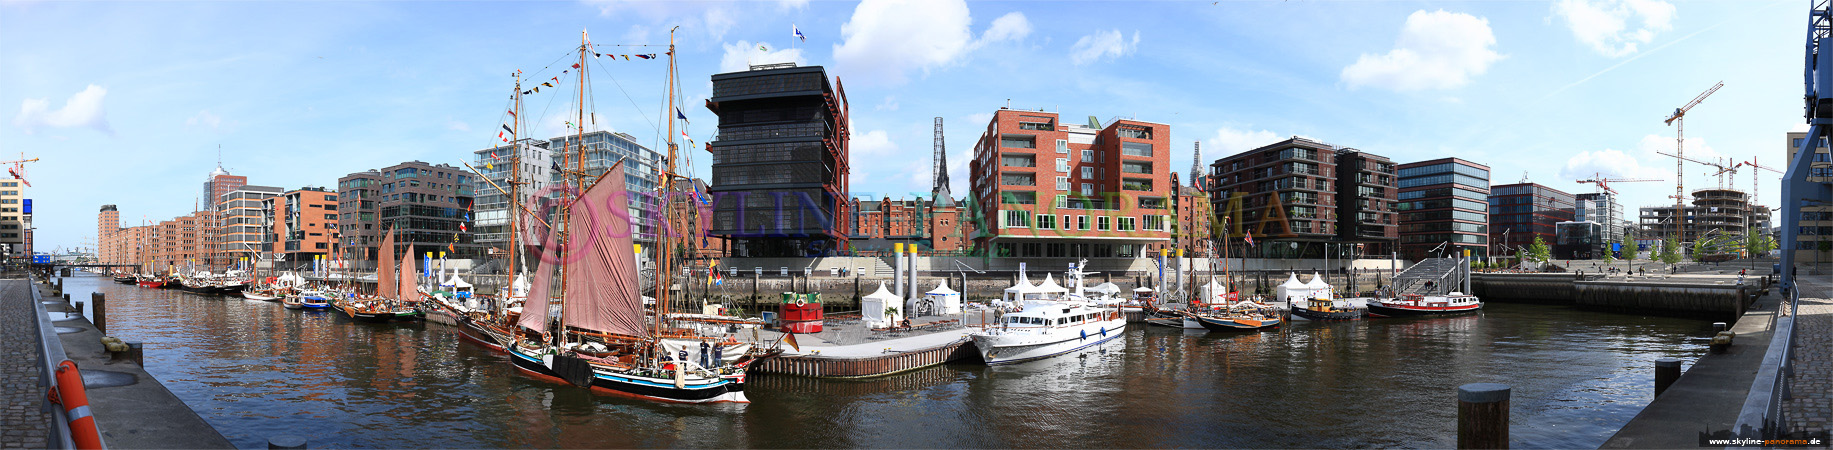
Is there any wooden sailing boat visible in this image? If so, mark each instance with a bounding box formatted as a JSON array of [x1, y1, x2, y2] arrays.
[[454, 73, 535, 353], [340, 227, 402, 321], [505, 28, 774, 403]]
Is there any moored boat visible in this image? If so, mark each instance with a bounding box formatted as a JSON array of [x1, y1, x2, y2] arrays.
[[1366, 293, 1481, 317], [1291, 294, 1363, 321], [971, 297, 1127, 365]]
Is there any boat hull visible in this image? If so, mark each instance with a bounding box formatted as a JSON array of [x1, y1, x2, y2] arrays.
[[971, 319, 1127, 365], [456, 316, 511, 352], [1365, 302, 1481, 317], [508, 346, 748, 403], [1194, 314, 1282, 332], [1291, 308, 1363, 321], [242, 291, 281, 302]]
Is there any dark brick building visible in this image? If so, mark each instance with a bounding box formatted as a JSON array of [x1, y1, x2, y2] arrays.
[[336, 161, 480, 267], [703, 63, 851, 257]]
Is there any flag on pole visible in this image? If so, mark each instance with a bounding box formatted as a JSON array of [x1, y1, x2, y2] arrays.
[[793, 24, 806, 42], [1245, 231, 1256, 248], [676, 108, 689, 124], [783, 333, 800, 351]]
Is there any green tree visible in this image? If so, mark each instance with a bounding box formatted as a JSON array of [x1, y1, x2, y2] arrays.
[[1622, 229, 1637, 263], [1659, 238, 1684, 265], [1525, 236, 1552, 264], [1745, 230, 1775, 257]]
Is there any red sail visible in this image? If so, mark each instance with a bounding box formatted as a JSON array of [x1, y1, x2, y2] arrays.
[[377, 227, 396, 299], [400, 244, 418, 302], [562, 161, 648, 338], [517, 204, 556, 332]]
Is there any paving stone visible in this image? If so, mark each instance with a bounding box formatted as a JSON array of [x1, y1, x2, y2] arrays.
[[1784, 276, 1833, 438], [0, 277, 53, 444]]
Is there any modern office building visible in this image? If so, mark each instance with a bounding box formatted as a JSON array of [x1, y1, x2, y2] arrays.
[[971, 109, 1173, 258], [547, 130, 663, 242], [471, 139, 552, 253], [1785, 129, 1833, 262], [1208, 137, 1396, 258], [1487, 183, 1574, 259], [704, 63, 851, 257], [1574, 192, 1628, 245], [1332, 149, 1399, 258], [0, 179, 25, 261], [201, 165, 247, 213], [218, 186, 282, 269], [265, 187, 339, 270], [1396, 158, 1490, 261], [337, 161, 480, 267]]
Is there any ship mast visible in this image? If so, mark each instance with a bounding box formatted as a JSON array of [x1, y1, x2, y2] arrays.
[[554, 29, 590, 346], [507, 72, 522, 296], [655, 27, 681, 338]]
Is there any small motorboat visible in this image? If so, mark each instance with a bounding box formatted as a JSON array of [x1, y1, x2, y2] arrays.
[[1291, 294, 1363, 321], [1366, 293, 1481, 317], [242, 290, 281, 302]]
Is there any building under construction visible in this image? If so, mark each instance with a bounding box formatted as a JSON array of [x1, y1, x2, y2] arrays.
[[1638, 188, 1772, 250], [704, 63, 851, 257]]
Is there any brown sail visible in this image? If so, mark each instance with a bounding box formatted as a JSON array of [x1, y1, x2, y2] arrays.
[[400, 244, 418, 302], [561, 161, 647, 338], [377, 227, 396, 299]]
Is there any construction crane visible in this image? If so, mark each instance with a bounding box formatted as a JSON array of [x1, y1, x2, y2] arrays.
[[1655, 150, 1734, 193], [0, 154, 40, 186], [1737, 157, 1784, 209], [1662, 81, 1724, 244], [1574, 173, 1662, 195]]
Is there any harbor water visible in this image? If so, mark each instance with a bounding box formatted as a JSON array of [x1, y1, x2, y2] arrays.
[[66, 274, 1712, 448]]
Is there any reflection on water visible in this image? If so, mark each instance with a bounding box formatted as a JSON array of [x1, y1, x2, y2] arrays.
[[66, 274, 1708, 449]]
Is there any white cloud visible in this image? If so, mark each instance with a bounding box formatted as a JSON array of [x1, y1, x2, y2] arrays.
[[852, 129, 897, 157], [13, 84, 113, 136], [832, 0, 1028, 85], [975, 12, 1032, 48], [445, 120, 471, 132], [1341, 10, 1502, 91], [720, 40, 807, 74], [1069, 29, 1140, 65], [1560, 148, 1668, 181], [1206, 126, 1283, 155], [1553, 0, 1676, 57], [1636, 133, 1721, 161], [875, 96, 899, 111], [778, 0, 810, 10], [702, 8, 734, 42], [186, 110, 222, 129]]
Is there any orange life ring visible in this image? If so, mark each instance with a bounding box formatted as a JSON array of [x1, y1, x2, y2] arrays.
[[50, 360, 102, 449]]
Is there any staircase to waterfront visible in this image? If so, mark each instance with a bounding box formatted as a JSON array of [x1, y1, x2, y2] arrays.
[[1393, 258, 1465, 295]]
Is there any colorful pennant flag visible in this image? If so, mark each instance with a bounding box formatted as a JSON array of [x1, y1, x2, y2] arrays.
[[676, 108, 689, 124], [501, 124, 513, 134], [571, 63, 581, 69], [794, 24, 806, 42]]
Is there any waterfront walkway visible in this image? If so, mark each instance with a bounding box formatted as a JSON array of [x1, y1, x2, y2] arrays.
[[1601, 280, 1783, 448], [0, 277, 51, 449], [1785, 276, 1832, 437]]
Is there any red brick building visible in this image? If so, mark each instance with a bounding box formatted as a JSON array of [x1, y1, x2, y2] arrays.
[[970, 109, 1173, 258], [266, 187, 340, 270]]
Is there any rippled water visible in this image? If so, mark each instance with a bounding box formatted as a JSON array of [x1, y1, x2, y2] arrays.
[[65, 274, 1710, 448]]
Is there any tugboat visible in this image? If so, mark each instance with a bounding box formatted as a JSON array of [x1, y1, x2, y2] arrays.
[[1291, 293, 1364, 321]]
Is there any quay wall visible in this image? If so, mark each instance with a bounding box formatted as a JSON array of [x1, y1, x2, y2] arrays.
[[1473, 273, 1765, 321]]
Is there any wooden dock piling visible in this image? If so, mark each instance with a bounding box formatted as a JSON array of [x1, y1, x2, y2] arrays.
[[1457, 383, 1509, 449]]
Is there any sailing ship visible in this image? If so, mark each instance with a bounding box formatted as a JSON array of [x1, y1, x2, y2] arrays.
[[338, 228, 418, 322], [505, 29, 776, 403]]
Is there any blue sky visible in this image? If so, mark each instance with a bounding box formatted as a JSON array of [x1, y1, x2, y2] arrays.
[[0, 0, 1807, 251]]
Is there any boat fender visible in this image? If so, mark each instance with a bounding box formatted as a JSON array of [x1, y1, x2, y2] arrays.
[[793, 296, 805, 307], [1080, 329, 1087, 341], [674, 361, 687, 389], [1100, 327, 1106, 336]]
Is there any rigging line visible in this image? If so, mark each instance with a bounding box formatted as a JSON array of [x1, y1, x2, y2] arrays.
[[590, 55, 660, 136], [533, 72, 570, 142]]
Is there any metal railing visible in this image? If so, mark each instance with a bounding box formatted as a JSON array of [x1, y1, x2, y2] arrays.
[[1732, 284, 1800, 443], [28, 274, 81, 449]]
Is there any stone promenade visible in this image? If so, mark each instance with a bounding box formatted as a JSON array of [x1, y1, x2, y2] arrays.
[[1785, 276, 1832, 437], [1, 277, 51, 449]]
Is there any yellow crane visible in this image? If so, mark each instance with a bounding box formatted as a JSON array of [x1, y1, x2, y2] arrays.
[[0, 154, 40, 186], [1661, 81, 1724, 243]]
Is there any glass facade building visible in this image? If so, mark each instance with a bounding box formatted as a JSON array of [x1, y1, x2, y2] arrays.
[[1397, 158, 1490, 261]]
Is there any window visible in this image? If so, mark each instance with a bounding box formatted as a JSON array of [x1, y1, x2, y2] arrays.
[[1121, 142, 1153, 157], [1082, 149, 1094, 161], [1081, 183, 1094, 196], [1001, 155, 1036, 168], [1000, 173, 1036, 186], [1056, 158, 1070, 172], [1001, 210, 1030, 228], [1118, 217, 1136, 231], [1001, 135, 1037, 149], [1036, 214, 1056, 229], [1122, 162, 1152, 174], [1081, 167, 1093, 179], [1056, 139, 1069, 153], [1078, 215, 1090, 230], [1122, 178, 1153, 191], [1144, 215, 1166, 231], [1097, 216, 1112, 231], [1056, 176, 1070, 190]]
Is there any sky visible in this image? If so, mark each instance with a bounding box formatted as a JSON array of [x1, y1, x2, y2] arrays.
[[0, 0, 1810, 252]]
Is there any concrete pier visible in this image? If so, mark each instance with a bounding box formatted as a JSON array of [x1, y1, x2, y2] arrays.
[[1473, 272, 1763, 321], [4, 275, 233, 449]]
